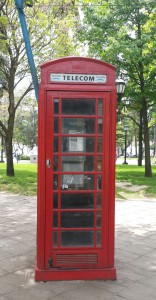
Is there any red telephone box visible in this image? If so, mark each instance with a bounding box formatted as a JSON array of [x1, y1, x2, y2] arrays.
[[35, 57, 117, 281]]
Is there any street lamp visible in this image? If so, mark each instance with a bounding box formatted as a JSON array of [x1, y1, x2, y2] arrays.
[[123, 125, 128, 165], [116, 78, 126, 103]]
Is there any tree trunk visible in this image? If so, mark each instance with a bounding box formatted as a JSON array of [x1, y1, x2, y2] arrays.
[[135, 132, 137, 156], [5, 133, 14, 176], [142, 98, 152, 177], [5, 111, 15, 176], [138, 109, 143, 166]]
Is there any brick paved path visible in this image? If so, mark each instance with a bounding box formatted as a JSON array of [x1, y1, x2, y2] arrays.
[[0, 192, 156, 300]]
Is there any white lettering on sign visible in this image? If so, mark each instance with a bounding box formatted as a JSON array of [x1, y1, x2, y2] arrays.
[[50, 73, 107, 83]]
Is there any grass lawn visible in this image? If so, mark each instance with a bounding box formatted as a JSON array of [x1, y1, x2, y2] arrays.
[[0, 163, 37, 195], [116, 164, 156, 199], [0, 162, 156, 198]]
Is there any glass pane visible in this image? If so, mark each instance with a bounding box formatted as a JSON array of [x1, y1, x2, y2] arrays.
[[97, 138, 102, 152], [61, 212, 94, 228], [97, 156, 102, 171], [96, 231, 101, 246], [62, 98, 95, 115], [98, 99, 103, 115], [96, 211, 102, 227], [54, 99, 59, 114], [62, 137, 94, 152], [97, 193, 102, 208], [53, 231, 58, 247], [98, 118, 103, 133], [53, 174, 58, 190], [54, 118, 59, 133], [86, 138, 94, 152], [61, 193, 94, 209], [61, 174, 94, 190], [54, 156, 58, 171], [53, 193, 58, 209], [53, 212, 58, 227], [62, 156, 94, 172], [54, 137, 58, 152], [97, 174, 102, 190], [62, 118, 95, 134], [61, 231, 94, 247]]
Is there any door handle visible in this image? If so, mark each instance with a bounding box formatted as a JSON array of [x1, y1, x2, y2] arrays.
[[46, 159, 51, 168]]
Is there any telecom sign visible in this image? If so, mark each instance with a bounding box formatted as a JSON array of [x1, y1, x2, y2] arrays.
[[50, 73, 107, 83]]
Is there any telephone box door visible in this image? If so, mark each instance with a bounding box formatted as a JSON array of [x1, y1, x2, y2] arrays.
[[45, 91, 111, 270]]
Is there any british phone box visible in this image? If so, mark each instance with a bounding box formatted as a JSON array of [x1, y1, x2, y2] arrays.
[[35, 57, 117, 281]]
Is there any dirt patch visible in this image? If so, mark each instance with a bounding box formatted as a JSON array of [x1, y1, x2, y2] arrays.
[[115, 181, 152, 200], [116, 182, 148, 192]]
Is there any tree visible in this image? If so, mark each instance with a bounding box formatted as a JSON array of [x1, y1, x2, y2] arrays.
[[0, 0, 79, 176], [14, 98, 37, 150], [79, 0, 156, 177]]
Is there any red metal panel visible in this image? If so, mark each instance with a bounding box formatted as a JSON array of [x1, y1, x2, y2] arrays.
[[36, 86, 46, 269]]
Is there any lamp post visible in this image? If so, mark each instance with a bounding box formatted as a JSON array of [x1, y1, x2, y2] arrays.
[[123, 125, 128, 164], [115, 78, 126, 103]]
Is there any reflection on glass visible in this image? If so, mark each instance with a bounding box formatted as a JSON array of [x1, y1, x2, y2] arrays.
[[62, 118, 95, 134], [53, 156, 58, 171], [61, 193, 94, 209], [53, 174, 58, 190], [61, 231, 94, 247], [98, 99, 103, 115], [62, 98, 95, 115], [53, 231, 58, 247], [98, 119, 103, 133], [53, 212, 58, 227], [96, 231, 101, 246], [97, 193, 102, 208], [53, 193, 58, 209], [97, 174, 102, 190], [97, 138, 102, 152], [54, 99, 59, 114], [62, 156, 94, 172], [61, 174, 94, 190], [96, 211, 102, 227], [54, 137, 58, 152], [97, 156, 102, 171], [54, 118, 59, 133], [62, 137, 94, 153], [61, 212, 94, 228]]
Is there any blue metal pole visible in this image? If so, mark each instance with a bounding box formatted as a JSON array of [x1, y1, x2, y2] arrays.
[[14, 0, 39, 101]]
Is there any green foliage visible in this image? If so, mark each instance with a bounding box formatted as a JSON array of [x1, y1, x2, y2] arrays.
[[24, 0, 33, 7], [20, 155, 30, 160], [0, 0, 80, 176], [78, 0, 156, 176], [14, 98, 38, 149]]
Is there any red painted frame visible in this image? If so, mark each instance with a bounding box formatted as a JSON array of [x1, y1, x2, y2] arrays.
[[35, 57, 117, 281]]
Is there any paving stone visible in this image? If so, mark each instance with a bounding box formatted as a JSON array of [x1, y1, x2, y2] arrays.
[[116, 248, 140, 263], [1, 193, 156, 300], [117, 264, 152, 282], [89, 277, 135, 294], [117, 282, 156, 300], [11, 232, 35, 243], [6, 242, 34, 256], [0, 269, 8, 277], [57, 283, 115, 300], [0, 255, 34, 273], [0, 250, 15, 261]]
